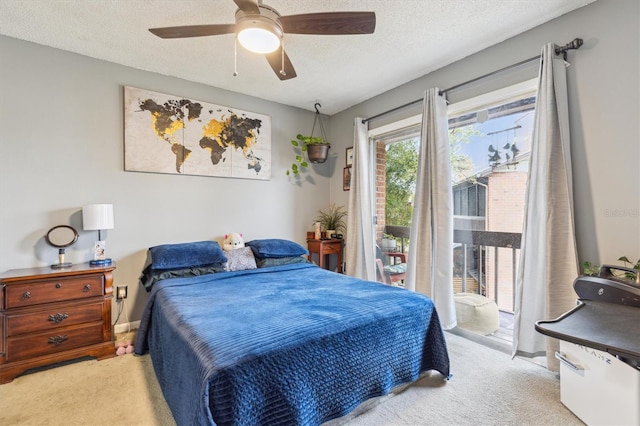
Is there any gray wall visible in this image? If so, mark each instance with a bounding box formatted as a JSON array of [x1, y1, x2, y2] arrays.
[[0, 37, 334, 321], [1, 0, 638, 326], [328, 0, 639, 268]]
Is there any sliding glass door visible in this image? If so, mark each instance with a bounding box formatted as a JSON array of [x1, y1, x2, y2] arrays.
[[371, 126, 419, 286], [371, 81, 536, 341]]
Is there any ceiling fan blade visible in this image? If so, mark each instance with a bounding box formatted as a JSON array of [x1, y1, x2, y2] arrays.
[[233, 0, 260, 14], [265, 47, 297, 81], [280, 11, 375, 35], [149, 24, 235, 39]]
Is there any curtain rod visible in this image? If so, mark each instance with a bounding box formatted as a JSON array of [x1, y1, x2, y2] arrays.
[[362, 38, 583, 124]]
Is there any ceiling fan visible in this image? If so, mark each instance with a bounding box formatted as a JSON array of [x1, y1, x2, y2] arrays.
[[148, 0, 376, 80]]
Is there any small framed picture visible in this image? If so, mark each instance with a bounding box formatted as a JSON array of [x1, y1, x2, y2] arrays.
[[343, 167, 351, 191], [93, 241, 106, 260], [346, 147, 354, 167]]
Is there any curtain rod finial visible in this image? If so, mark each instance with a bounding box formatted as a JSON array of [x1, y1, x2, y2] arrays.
[[556, 38, 583, 58]]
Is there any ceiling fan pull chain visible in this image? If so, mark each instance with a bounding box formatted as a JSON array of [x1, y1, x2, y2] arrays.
[[280, 38, 286, 76], [233, 37, 238, 76]]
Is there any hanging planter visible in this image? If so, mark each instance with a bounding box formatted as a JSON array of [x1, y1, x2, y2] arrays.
[[307, 141, 330, 163], [287, 103, 331, 175]]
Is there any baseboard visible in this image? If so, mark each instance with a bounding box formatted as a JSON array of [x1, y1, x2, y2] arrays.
[[114, 321, 140, 334], [446, 327, 511, 355]]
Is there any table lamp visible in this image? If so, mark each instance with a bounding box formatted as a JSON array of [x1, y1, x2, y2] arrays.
[[82, 204, 114, 266]]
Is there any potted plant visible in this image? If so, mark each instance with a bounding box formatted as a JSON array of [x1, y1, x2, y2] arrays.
[[381, 233, 397, 251], [582, 256, 640, 284], [315, 204, 347, 238], [286, 134, 331, 176]]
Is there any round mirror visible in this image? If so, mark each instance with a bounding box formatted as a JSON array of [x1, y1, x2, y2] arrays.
[[45, 225, 78, 268], [45, 225, 79, 248]]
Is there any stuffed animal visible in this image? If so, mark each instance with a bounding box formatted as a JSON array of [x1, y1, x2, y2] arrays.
[[223, 233, 245, 251], [115, 340, 134, 355]]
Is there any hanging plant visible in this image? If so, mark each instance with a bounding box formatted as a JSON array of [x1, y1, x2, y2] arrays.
[[286, 103, 331, 176], [286, 134, 330, 175]]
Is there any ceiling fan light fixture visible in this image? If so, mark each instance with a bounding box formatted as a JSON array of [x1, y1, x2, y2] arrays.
[[237, 26, 280, 53], [235, 7, 283, 54]]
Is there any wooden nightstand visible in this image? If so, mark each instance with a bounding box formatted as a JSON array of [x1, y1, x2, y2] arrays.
[[307, 238, 344, 273], [0, 263, 116, 384]]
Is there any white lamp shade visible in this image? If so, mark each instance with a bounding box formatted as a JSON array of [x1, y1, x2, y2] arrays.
[[82, 204, 114, 231]]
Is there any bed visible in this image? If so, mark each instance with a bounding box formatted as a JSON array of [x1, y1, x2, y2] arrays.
[[134, 239, 450, 426]]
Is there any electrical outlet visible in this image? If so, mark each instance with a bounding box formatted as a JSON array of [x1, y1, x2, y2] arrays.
[[116, 286, 128, 300]]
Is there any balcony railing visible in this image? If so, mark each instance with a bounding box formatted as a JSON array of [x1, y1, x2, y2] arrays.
[[454, 229, 521, 312], [383, 225, 521, 312]]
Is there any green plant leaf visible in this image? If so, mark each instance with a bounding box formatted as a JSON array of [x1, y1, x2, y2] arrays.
[[618, 256, 631, 263], [581, 260, 600, 276], [300, 161, 308, 168], [291, 140, 299, 147], [292, 164, 298, 174]]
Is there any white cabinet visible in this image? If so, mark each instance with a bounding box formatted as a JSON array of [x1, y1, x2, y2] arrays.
[[558, 341, 640, 425]]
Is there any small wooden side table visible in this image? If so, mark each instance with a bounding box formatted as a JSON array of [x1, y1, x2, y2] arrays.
[[307, 238, 344, 273]]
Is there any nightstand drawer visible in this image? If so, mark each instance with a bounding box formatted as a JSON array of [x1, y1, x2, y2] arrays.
[[6, 301, 103, 336], [307, 238, 344, 274], [4, 275, 103, 308], [6, 322, 104, 362], [321, 243, 341, 254]]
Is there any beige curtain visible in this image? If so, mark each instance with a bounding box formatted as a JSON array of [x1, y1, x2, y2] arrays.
[[346, 118, 376, 281], [512, 43, 580, 371], [405, 88, 457, 329]]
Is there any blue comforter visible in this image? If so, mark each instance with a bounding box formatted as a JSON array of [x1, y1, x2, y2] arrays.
[[135, 263, 450, 425]]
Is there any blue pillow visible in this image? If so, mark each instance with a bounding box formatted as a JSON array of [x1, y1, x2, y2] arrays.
[[148, 240, 227, 270], [246, 239, 308, 258]]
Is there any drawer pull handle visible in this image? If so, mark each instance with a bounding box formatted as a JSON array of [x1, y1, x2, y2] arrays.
[[555, 351, 583, 371], [83, 284, 91, 292], [55, 282, 62, 288], [21, 291, 31, 300], [48, 313, 69, 323], [48, 335, 68, 346]]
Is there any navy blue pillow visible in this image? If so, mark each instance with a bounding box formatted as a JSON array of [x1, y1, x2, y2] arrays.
[[148, 240, 227, 270], [246, 239, 308, 258]]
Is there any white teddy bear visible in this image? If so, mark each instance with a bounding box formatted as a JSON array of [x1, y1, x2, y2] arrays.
[[223, 233, 245, 251], [222, 233, 257, 272]]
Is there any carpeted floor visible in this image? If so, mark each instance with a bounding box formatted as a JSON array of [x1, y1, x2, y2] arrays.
[[0, 331, 583, 425]]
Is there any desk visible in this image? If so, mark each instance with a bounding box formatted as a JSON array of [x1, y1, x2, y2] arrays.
[[536, 301, 640, 425], [307, 238, 343, 273]]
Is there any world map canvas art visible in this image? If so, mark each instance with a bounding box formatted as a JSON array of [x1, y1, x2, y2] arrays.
[[124, 86, 271, 180]]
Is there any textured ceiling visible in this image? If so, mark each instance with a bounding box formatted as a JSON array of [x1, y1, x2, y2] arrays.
[[0, 0, 596, 115]]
